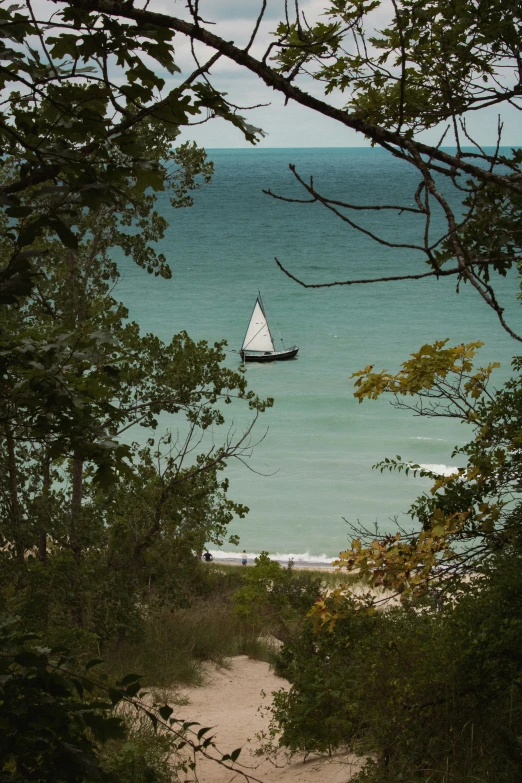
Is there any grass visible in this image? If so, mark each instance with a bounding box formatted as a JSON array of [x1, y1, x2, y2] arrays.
[[315, 569, 353, 589], [103, 595, 275, 688], [206, 561, 348, 589], [101, 559, 344, 689]]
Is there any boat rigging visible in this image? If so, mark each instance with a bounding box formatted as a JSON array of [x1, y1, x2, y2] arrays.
[[240, 294, 299, 363]]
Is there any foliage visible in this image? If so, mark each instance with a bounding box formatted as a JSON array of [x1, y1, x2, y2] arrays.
[[351, 340, 499, 406], [0, 144, 269, 487], [234, 552, 322, 643], [270, 593, 375, 757], [45, 0, 522, 341], [0, 614, 249, 782], [99, 712, 178, 783], [268, 552, 522, 781], [308, 341, 522, 606], [0, 615, 155, 782], [0, 0, 262, 302]]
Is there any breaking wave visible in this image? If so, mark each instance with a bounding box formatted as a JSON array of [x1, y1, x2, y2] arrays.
[[417, 463, 461, 476]]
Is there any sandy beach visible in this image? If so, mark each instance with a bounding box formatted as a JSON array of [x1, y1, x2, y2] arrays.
[[176, 655, 361, 783]]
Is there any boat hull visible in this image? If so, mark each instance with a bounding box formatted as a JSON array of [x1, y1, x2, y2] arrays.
[[241, 347, 299, 363]]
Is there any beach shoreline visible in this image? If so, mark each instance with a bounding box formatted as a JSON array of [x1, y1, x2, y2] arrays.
[[209, 556, 337, 571]]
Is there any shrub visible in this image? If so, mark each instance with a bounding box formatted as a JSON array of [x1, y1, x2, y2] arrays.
[[234, 552, 322, 643], [0, 615, 156, 782], [268, 551, 522, 781]]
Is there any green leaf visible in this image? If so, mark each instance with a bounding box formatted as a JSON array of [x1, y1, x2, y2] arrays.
[[159, 705, 173, 721], [197, 726, 214, 740], [117, 672, 142, 686], [48, 218, 79, 249], [85, 658, 104, 670], [14, 651, 43, 667], [124, 681, 142, 698], [5, 205, 33, 217]]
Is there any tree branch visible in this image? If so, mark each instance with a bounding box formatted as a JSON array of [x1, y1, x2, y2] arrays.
[[54, 0, 522, 195], [275, 257, 460, 288]]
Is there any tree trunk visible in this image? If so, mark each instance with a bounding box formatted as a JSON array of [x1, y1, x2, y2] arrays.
[[39, 445, 51, 562], [68, 451, 85, 624], [38, 529, 47, 562], [132, 495, 164, 569], [70, 451, 83, 564], [4, 422, 23, 559]]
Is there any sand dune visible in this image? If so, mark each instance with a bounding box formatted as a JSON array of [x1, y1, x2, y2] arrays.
[[176, 655, 361, 783]]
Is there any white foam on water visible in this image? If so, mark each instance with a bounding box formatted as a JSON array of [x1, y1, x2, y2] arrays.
[[417, 463, 461, 476], [410, 437, 446, 441], [208, 549, 335, 566]]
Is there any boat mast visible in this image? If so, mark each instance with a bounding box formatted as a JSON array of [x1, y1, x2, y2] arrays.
[[240, 298, 258, 357], [257, 291, 276, 352], [240, 295, 272, 356]]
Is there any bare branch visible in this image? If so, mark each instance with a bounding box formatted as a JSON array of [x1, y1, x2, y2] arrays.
[[245, 0, 267, 54], [275, 257, 460, 288]]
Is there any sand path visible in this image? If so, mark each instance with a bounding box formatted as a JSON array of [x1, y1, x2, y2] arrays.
[[176, 655, 361, 783]]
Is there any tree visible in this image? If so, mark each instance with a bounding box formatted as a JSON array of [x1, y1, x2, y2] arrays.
[[0, 146, 268, 545], [0, 0, 261, 301], [1, 0, 280, 657], [30, 0, 522, 342], [0, 132, 213, 486], [290, 339, 520, 618], [0, 151, 272, 645]]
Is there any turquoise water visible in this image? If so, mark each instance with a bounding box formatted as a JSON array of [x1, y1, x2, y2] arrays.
[[117, 148, 520, 564]]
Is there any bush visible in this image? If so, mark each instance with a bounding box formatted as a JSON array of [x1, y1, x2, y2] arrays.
[[234, 552, 322, 643], [268, 551, 522, 782], [2, 550, 144, 659], [0, 616, 165, 782]]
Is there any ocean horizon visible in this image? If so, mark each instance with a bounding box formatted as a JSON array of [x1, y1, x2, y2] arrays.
[[116, 147, 519, 563]]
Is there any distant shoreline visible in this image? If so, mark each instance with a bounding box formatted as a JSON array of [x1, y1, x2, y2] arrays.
[[209, 557, 336, 572]]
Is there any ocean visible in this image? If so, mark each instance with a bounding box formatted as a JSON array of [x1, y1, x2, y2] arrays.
[[116, 147, 520, 566]]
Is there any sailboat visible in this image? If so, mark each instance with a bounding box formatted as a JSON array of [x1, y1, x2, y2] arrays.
[[240, 294, 299, 363]]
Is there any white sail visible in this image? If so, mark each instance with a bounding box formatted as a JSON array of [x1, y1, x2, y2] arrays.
[[241, 299, 275, 352]]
